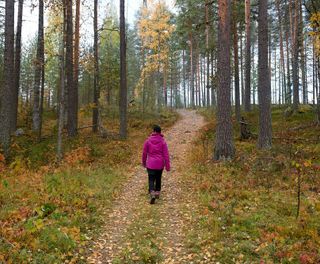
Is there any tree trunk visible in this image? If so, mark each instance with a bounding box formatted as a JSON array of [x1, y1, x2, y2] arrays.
[[258, 0, 272, 149], [38, 59, 45, 140], [13, 0, 24, 132], [206, 0, 211, 107], [164, 66, 168, 107], [233, 1, 240, 121], [201, 56, 205, 106], [74, 0, 80, 110], [292, 0, 300, 111], [170, 66, 173, 108], [143, 0, 147, 8], [57, 32, 65, 162], [32, 0, 44, 133], [189, 32, 195, 108], [316, 57, 320, 122], [274, 48, 277, 104], [93, 0, 99, 133], [66, 0, 76, 136], [244, 0, 251, 112], [240, 24, 244, 106], [300, 38, 307, 104], [119, 0, 127, 139], [195, 52, 198, 106], [313, 42, 316, 105], [252, 39, 256, 105], [183, 49, 187, 108], [214, 0, 235, 160], [197, 52, 201, 106], [285, 29, 292, 104], [299, 0, 307, 105], [0, 0, 15, 158], [211, 49, 216, 107], [276, 0, 287, 105]]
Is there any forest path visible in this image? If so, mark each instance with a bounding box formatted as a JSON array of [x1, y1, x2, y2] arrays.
[[87, 110, 206, 264]]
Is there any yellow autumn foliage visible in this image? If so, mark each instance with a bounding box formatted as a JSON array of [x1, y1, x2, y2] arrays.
[[310, 12, 320, 56], [135, 0, 174, 98]]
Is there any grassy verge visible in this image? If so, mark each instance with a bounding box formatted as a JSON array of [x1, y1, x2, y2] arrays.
[[0, 108, 178, 263], [185, 106, 320, 263], [114, 200, 165, 264]]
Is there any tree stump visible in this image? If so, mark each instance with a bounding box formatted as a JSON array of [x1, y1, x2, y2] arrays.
[[240, 117, 251, 140]]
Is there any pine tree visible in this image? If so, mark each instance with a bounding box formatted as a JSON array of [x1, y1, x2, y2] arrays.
[[0, 0, 15, 158], [257, 0, 272, 149], [33, 0, 44, 133], [244, 0, 251, 112], [66, 0, 77, 136], [93, 0, 100, 133], [119, 0, 128, 139], [232, 0, 240, 121], [13, 0, 24, 132], [214, 0, 235, 160]]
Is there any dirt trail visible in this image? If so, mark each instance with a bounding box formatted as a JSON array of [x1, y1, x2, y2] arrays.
[[88, 110, 205, 264]]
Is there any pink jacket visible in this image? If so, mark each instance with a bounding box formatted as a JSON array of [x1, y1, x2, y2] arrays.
[[142, 133, 170, 171]]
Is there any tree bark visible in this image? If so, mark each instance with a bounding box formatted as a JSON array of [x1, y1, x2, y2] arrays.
[[240, 24, 244, 106], [0, 0, 15, 158], [66, 0, 77, 136], [201, 56, 205, 106], [38, 57, 45, 140], [313, 42, 316, 105], [74, 0, 80, 110], [13, 0, 24, 132], [252, 38, 256, 105], [175, 63, 179, 108], [119, 0, 127, 139], [211, 49, 216, 107], [276, 0, 287, 105], [57, 32, 65, 162], [32, 0, 44, 133], [292, 0, 300, 111], [214, 0, 235, 160], [93, 0, 100, 133], [257, 0, 272, 149], [206, 0, 211, 107], [183, 49, 187, 108], [299, 0, 307, 104], [164, 66, 168, 107], [285, 29, 292, 104], [233, 1, 240, 121], [189, 32, 195, 108], [196, 52, 201, 106], [317, 58, 320, 123], [244, 0, 251, 112]]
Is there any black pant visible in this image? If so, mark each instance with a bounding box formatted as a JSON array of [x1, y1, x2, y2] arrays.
[[147, 169, 163, 193]]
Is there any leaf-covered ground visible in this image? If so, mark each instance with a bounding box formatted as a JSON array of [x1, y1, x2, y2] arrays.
[[0, 109, 178, 263], [87, 110, 206, 263], [1, 107, 319, 263], [184, 107, 320, 263], [88, 107, 320, 264]]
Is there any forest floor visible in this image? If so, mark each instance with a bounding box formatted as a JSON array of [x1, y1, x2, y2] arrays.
[[184, 107, 320, 263], [87, 109, 207, 263], [1, 107, 320, 263], [0, 108, 178, 263], [88, 106, 320, 264]]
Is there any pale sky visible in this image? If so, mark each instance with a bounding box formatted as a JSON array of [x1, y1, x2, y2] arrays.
[[20, 0, 176, 43]]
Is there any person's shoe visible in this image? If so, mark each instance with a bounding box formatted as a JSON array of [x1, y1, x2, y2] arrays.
[[155, 191, 160, 199], [150, 191, 156, 204], [150, 194, 156, 204]]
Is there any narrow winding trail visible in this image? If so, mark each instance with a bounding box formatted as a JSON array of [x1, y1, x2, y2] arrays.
[[88, 110, 205, 263]]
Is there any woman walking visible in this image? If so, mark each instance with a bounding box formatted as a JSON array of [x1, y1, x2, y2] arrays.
[[142, 125, 171, 204]]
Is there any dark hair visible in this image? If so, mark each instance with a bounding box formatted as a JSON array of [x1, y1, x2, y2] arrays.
[[153, 125, 161, 133]]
